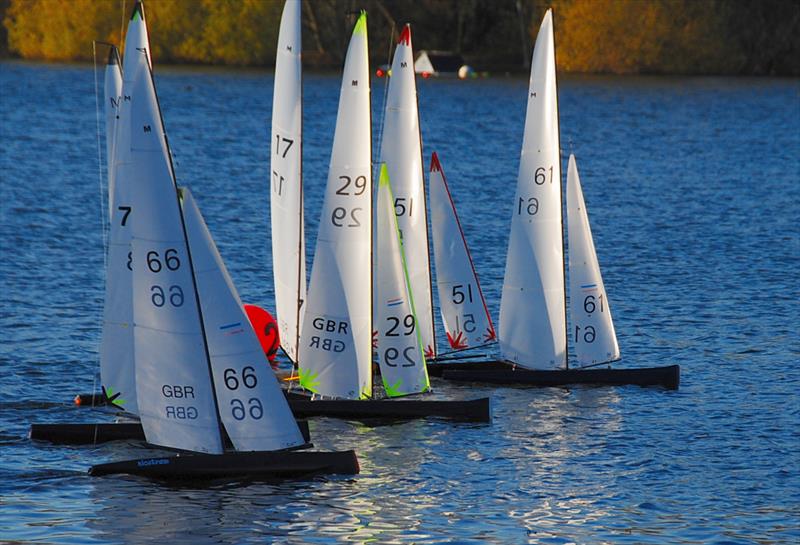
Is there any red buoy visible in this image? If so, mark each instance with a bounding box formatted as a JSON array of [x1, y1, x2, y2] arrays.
[[243, 304, 281, 369]]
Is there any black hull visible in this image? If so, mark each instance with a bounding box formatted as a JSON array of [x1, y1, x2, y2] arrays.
[[88, 449, 359, 480], [30, 420, 311, 445], [426, 360, 515, 377], [286, 397, 491, 422], [441, 364, 680, 389]]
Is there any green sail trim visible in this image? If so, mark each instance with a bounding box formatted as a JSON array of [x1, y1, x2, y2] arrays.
[[383, 377, 405, 398], [297, 367, 321, 393], [131, 2, 143, 22], [104, 386, 126, 408], [378, 164, 431, 395], [352, 11, 367, 37]]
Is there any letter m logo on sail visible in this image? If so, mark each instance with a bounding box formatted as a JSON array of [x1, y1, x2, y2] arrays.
[[143, 125, 151, 133]]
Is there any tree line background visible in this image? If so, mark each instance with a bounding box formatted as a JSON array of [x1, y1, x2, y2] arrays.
[[1, 0, 798, 75]]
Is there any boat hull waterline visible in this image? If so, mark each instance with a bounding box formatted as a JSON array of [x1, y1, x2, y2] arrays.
[[69, 392, 491, 422], [436, 363, 680, 389], [29, 420, 312, 445], [285, 396, 490, 422], [88, 449, 359, 480]]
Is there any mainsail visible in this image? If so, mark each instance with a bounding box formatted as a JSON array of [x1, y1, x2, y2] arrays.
[[99, 1, 154, 414], [499, 9, 567, 370], [566, 155, 620, 366], [270, 0, 305, 364], [428, 152, 495, 351], [298, 12, 372, 399], [127, 49, 223, 454], [378, 24, 436, 359], [182, 188, 305, 451], [375, 164, 430, 397]]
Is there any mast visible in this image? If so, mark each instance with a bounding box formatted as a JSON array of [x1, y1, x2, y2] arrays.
[[411, 25, 438, 361], [552, 8, 569, 369]]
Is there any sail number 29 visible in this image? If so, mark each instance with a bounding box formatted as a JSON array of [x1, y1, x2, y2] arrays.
[[223, 367, 263, 421], [332, 174, 367, 228]]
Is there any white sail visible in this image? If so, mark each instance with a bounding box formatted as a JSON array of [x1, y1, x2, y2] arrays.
[[270, 0, 305, 364], [98, 3, 153, 414], [104, 45, 122, 217], [378, 24, 436, 359], [182, 188, 305, 451], [121, 2, 152, 70], [298, 12, 372, 399], [375, 164, 430, 397], [499, 9, 567, 370], [566, 155, 619, 366], [428, 152, 496, 351], [128, 50, 223, 454]]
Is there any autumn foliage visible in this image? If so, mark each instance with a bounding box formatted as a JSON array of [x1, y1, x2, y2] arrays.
[[1, 0, 798, 75]]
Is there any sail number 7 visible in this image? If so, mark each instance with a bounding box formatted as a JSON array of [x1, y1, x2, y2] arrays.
[[274, 135, 294, 158]]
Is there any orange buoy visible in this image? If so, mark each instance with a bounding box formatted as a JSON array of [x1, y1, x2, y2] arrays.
[[243, 304, 281, 369]]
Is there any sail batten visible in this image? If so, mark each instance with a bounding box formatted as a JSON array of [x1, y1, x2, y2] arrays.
[[499, 9, 567, 370], [298, 12, 372, 399], [270, 0, 305, 364]]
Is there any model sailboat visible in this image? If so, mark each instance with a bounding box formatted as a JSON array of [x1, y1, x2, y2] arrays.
[[376, 25, 494, 365], [90, 41, 357, 479], [290, 13, 488, 421], [440, 10, 679, 389]]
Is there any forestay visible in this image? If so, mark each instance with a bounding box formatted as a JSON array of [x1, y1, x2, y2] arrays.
[[378, 24, 436, 359], [128, 51, 223, 454], [270, 0, 305, 364], [375, 164, 430, 397], [298, 13, 372, 399], [182, 188, 305, 451], [566, 155, 619, 366], [428, 152, 495, 351], [499, 9, 567, 370], [99, 2, 153, 415]]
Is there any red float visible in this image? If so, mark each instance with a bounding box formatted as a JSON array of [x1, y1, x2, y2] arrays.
[[243, 304, 281, 369]]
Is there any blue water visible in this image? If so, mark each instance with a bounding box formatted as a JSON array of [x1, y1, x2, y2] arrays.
[[1, 61, 799, 544]]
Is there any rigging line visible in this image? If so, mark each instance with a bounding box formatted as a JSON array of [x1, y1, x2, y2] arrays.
[[93, 42, 109, 277], [434, 341, 498, 359], [92, 41, 106, 409], [372, 21, 395, 181], [120, 0, 126, 48]]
